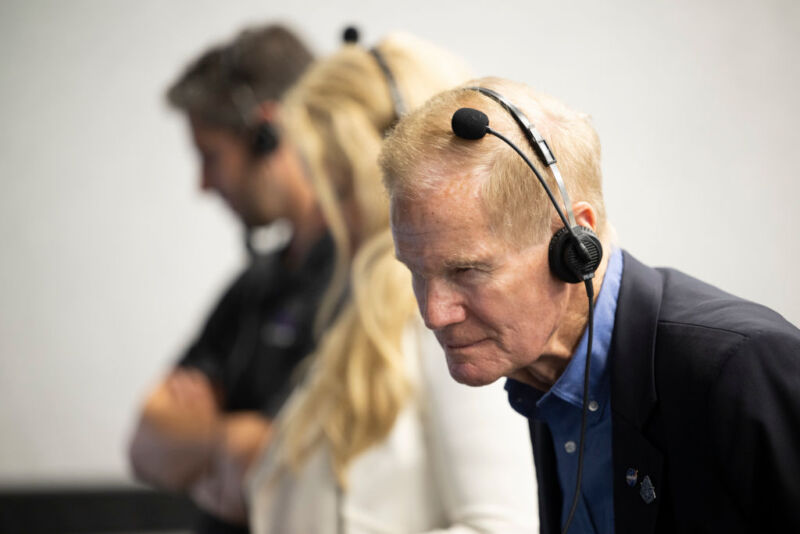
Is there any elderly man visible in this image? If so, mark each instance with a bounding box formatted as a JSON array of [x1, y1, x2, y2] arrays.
[[380, 77, 800, 533]]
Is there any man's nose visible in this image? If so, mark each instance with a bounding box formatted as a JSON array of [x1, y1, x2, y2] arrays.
[[418, 278, 466, 331]]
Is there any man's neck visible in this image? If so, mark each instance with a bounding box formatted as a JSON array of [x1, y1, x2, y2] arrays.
[[515, 238, 612, 391], [284, 207, 326, 270], [272, 144, 328, 270]]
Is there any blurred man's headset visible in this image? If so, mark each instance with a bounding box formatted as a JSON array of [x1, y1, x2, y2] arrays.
[[222, 39, 281, 157], [228, 85, 280, 157], [451, 88, 602, 534]]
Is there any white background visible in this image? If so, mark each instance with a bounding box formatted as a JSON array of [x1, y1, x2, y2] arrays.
[[0, 0, 798, 484]]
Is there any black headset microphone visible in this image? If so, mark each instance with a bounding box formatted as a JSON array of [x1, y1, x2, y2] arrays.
[[451, 98, 601, 534]]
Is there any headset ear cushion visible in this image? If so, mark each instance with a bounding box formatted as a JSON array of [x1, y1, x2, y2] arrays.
[[548, 226, 603, 283], [252, 122, 279, 156]]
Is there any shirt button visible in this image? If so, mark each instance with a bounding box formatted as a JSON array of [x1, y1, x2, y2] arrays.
[[564, 441, 577, 454], [588, 400, 599, 412]]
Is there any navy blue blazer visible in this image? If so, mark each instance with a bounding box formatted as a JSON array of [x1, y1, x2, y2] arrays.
[[533, 251, 800, 534]]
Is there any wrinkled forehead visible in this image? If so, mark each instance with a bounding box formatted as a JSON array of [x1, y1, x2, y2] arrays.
[[389, 148, 489, 198], [390, 179, 492, 264], [389, 159, 485, 225]]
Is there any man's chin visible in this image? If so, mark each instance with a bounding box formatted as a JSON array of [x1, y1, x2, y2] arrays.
[[445, 358, 500, 387]]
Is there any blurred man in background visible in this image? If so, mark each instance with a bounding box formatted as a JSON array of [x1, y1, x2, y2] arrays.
[[129, 24, 334, 534]]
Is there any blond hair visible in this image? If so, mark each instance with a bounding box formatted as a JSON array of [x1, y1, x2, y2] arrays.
[[381, 77, 606, 247], [276, 33, 471, 485]]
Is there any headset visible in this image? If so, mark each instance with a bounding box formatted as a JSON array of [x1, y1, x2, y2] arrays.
[[369, 47, 406, 120], [343, 26, 407, 123], [228, 83, 280, 158], [250, 120, 280, 156], [221, 38, 282, 158], [451, 88, 602, 534]]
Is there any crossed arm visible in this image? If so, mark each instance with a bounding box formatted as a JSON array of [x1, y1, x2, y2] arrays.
[[129, 367, 272, 523]]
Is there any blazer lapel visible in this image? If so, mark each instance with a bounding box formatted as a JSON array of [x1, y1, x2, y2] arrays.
[[609, 252, 664, 534]]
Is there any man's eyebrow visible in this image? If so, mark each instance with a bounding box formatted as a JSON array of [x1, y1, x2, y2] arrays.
[[442, 257, 492, 270], [392, 253, 491, 271]]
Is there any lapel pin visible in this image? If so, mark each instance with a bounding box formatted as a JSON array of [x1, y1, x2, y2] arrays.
[[640, 475, 656, 504], [625, 468, 638, 487]]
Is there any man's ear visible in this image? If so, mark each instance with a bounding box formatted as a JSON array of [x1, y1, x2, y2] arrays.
[[572, 201, 597, 232], [548, 201, 597, 234], [253, 100, 280, 124]]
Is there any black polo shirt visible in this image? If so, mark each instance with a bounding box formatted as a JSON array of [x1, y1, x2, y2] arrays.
[[177, 233, 335, 534]]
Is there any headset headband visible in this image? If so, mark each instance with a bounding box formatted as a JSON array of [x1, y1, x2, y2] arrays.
[[371, 47, 407, 119], [467, 86, 576, 228]]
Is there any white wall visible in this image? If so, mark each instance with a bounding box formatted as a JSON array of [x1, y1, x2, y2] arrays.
[[0, 0, 797, 483]]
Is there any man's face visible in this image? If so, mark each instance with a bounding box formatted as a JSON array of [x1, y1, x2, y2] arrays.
[[190, 118, 295, 227], [391, 175, 569, 387]]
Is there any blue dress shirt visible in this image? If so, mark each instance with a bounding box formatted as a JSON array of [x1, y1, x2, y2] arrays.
[[507, 248, 623, 534]]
